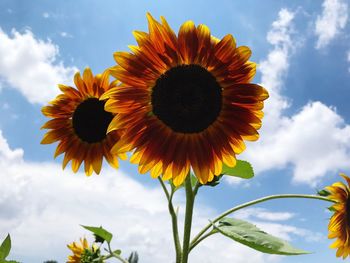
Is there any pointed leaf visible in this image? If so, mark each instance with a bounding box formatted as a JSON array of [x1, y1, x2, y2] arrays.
[[222, 160, 254, 179], [190, 173, 198, 187], [215, 218, 309, 255], [128, 251, 139, 263], [81, 225, 113, 244], [0, 234, 11, 260]]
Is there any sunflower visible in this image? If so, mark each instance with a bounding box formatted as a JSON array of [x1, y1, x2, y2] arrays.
[[326, 173, 350, 259], [101, 13, 268, 186], [67, 237, 100, 263], [41, 68, 126, 175]]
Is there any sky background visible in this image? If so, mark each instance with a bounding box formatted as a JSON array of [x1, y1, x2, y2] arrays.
[[0, 0, 349, 262]]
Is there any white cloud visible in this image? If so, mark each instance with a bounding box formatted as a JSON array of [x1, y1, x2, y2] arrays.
[[0, 28, 77, 104], [315, 0, 348, 49], [42, 12, 50, 19], [232, 8, 350, 186], [0, 130, 315, 263], [60, 31, 73, 38], [347, 50, 350, 72]]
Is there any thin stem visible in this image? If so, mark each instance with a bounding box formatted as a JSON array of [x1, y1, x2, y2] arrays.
[[190, 194, 335, 249], [158, 177, 171, 200], [97, 252, 129, 263], [181, 173, 195, 263], [158, 177, 182, 263]]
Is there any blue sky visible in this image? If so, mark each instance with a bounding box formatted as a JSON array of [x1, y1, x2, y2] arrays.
[[0, 0, 349, 262]]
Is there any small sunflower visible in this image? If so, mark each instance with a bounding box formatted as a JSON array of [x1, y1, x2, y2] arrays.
[[102, 13, 268, 186], [67, 237, 100, 263], [326, 173, 350, 259], [41, 68, 126, 175]]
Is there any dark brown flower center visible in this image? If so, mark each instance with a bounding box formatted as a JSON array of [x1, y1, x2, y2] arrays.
[[72, 98, 113, 143], [151, 64, 222, 133], [346, 198, 350, 226]]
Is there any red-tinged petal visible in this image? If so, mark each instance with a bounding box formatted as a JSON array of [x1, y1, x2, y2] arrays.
[[178, 20, 198, 64]]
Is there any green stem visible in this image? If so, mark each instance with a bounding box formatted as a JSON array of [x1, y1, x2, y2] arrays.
[[181, 173, 195, 263], [190, 194, 335, 250], [98, 242, 129, 263], [158, 177, 182, 263], [98, 252, 129, 263]]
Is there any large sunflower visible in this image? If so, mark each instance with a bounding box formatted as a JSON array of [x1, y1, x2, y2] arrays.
[[67, 237, 100, 263], [41, 68, 126, 175], [102, 14, 268, 185], [326, 173, 350, 259]]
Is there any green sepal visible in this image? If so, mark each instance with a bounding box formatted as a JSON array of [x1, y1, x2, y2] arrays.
[[215, 218, 309, 255], [81, 225, 113, 244], [0, 234, 11, 260], [113, 249, 122, 255], [317, 189, 331, 197], [170, 173, 198, 192], [222, 160, 254, 179], [328, 206, 337, 212], [204, 174, 223, 187]]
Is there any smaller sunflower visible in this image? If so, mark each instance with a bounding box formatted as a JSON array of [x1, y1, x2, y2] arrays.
[[326, 173, 350, 259], [41, 68, 126, 175], [67, 237, 100, 263]]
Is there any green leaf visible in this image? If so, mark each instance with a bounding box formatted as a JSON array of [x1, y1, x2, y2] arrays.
[[222, 160, 254, 179], [215, 218, 309, 255], [0, 234, 11, 260], [81, 225, 113, 244], [113, 249, 122, 255]]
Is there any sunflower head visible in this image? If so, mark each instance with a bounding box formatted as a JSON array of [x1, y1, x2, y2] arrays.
[[67, 237, 100, 263], [41, 68, 127, 176], [101, 13, 268, 186], [326, 173, 350, 259]]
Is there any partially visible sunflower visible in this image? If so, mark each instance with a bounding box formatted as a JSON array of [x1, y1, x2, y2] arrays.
[[326, 173, 350, 259], [41, 68, 126, 175], [67, 237, 100, 263], [101, 13, 268, 185]]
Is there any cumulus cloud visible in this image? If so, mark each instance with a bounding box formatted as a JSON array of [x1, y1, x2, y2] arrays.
[[0, 28, 77, 104], [315, 0, 348, 49], [233, 8, 350, 186], [0, 129, 317, 263]]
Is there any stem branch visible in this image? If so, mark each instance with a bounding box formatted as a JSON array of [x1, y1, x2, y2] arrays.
[[158, 177, 182, 263], [190, 194, 334, 249]]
